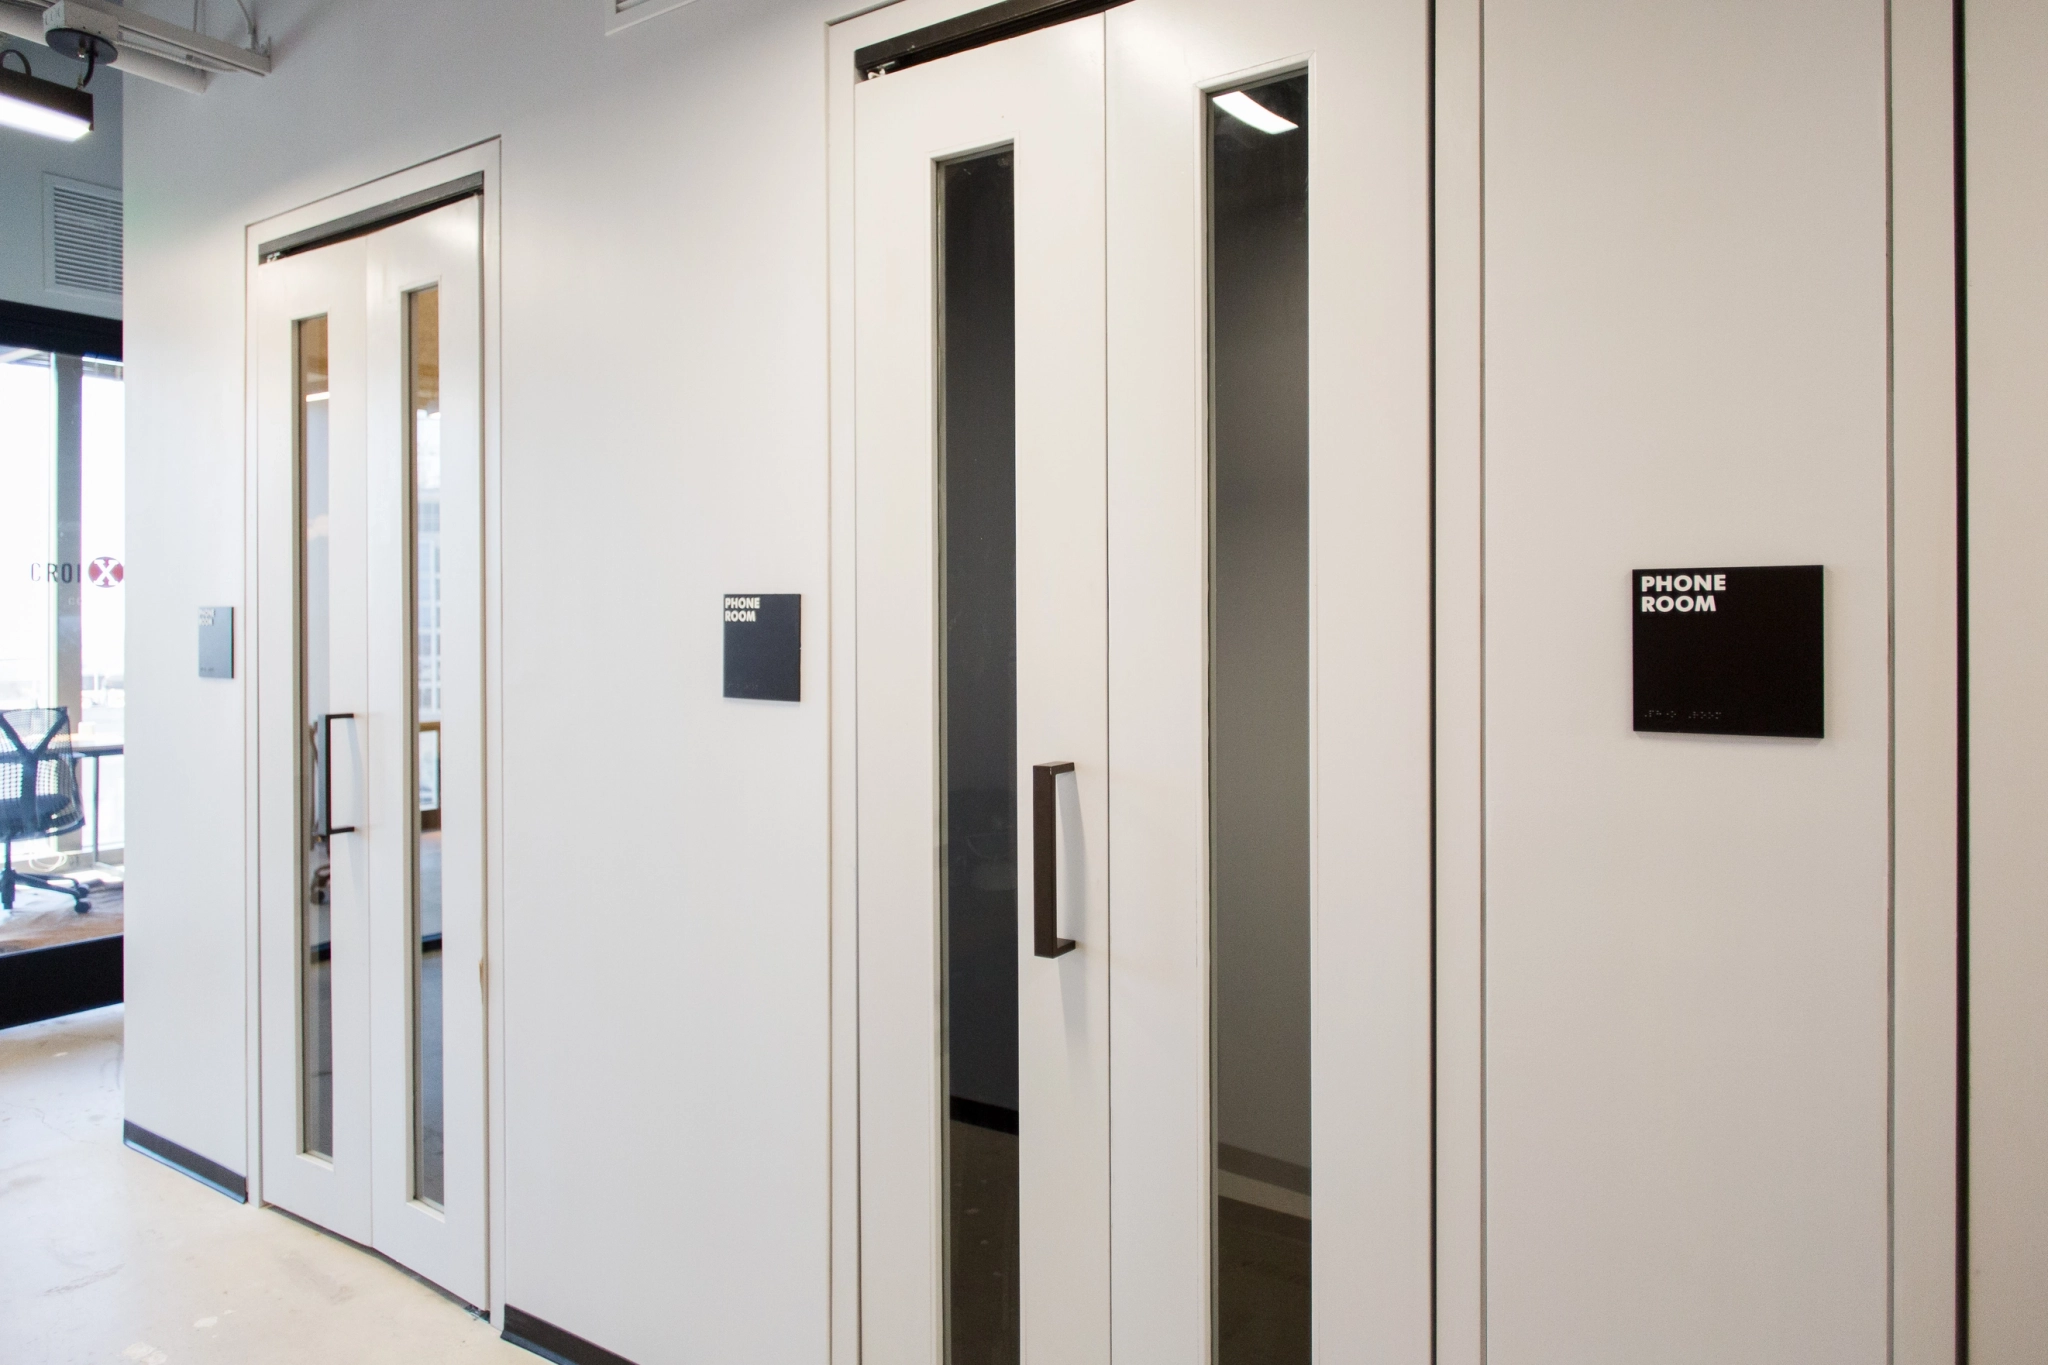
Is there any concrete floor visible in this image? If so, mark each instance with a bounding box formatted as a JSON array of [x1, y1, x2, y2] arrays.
[[0, 1006, 528, 1365]]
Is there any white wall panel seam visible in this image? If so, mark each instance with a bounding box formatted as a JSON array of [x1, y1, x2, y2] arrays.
[[1887, 0, 1963, 1359]]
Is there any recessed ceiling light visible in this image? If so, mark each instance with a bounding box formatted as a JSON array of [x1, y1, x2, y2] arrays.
[[1213, 89, 1297, 135], [0, 53, 93, 142]]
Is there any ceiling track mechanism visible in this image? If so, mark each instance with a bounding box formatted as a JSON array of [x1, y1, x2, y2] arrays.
[[0, 0, 270, 94], [853, 0, 1132, 80]]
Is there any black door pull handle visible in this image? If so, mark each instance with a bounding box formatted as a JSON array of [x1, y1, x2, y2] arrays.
[[319, 712, 356, 838], [1033, 761, 1077, 958]]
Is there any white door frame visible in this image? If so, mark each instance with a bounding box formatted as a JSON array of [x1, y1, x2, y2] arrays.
[[242, 139, 506, 1318]]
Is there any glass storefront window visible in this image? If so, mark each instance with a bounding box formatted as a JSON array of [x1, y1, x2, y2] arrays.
[[81, 357, 124, 845], [0, 345, 124, 880], [0, 350, 58, 716]]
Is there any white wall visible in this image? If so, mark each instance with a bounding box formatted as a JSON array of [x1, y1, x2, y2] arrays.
[[1967, 0, 2048, 1357], [1479, 1, 1896, 1359], [0, 44, 120, 318], [119, 0, 1975, 1360], [124, 1, 835, 1359]]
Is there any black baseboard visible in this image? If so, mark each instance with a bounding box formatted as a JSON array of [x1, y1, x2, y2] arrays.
[[0, 934, 122, 1030], [123, 1120, 248, 1202], [503, 1306, 641, 1365]]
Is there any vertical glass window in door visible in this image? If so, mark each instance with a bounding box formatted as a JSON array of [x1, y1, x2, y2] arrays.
[[1209, 73, 1310, 1365], [939, 149, 1020, 1365], [408, 286, 445, 1208], [298, 316, 335, 1160]]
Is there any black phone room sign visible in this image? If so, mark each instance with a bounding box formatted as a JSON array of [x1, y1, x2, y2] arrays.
[[1632, 564, 1823, 739]]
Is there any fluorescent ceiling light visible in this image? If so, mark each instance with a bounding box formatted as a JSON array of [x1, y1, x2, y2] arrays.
[[0, 64, 93, 142], [1213, 89, 1297, 135]]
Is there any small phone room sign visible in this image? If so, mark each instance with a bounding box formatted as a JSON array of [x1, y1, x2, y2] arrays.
[[723, 593, 801, 702], [1632, 565, 1823, 739]]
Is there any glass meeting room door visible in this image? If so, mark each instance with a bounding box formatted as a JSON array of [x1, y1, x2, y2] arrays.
[[847, 0, 1431, 1361], [252, 196, 488, 1308]]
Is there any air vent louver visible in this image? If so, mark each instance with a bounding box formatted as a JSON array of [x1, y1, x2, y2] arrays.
[[607, 0, 696, 33], [47, 181, 123, 297]]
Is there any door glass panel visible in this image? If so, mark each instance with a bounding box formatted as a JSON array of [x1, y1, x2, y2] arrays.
[[940, 148, 1020, 1365], [408, 285, 445, 1208], [297, 315, 335, 1160], [1209, 73, 1310, 1364]]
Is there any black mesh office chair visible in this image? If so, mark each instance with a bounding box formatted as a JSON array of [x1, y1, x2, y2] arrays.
[[0, 707, 90, 912]]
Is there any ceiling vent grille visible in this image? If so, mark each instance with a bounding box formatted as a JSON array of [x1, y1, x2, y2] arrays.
[[606, 0, 698, 35], [46, 179, 123, 297]]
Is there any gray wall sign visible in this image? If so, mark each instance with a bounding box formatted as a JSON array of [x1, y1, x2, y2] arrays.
[[198, 605, 234, 679], [723, 594, 800, 702]]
